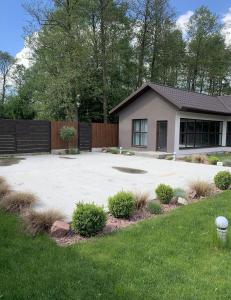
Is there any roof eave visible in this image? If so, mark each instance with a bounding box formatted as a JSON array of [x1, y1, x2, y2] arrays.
[[180, 107, 231, 116]]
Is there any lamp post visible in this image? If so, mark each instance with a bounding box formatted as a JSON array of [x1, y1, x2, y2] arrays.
[[76, 94, 80, 122], [215, 216, 228, 243]]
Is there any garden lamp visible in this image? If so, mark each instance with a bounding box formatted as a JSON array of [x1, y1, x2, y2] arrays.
[[215, 216, 228, 243]]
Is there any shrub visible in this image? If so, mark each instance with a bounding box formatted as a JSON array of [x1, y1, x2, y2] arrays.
[[223, 160, 231, 167], [60, 126, 76, 150], [72, 203, 106, 237], [134, 192, 149, 210], [0, 192, 37, 213], [0, 182, 11, 199], [23, 209, 64, 236], [173, 188, 186, 199], [147, 202, 162, 214], [108, 191, 135, 218], [0, 176, 6, 185], [155, 184, 173, 204], [192, 154, 208, 164], [165, 155, 173, 160], [189, 180, 212, 197], [184, 156, 192, 162], [208, 156, 220, 165], [107, 148, 119, 154], [66, 148, 80, 155], [214, 171, 231, 190]]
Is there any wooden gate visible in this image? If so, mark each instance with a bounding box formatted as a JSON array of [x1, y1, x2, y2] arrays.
[[0, 120, 51, 154], [78, 122, 92, 151]]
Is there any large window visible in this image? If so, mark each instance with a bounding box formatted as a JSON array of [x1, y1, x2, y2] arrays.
[[227, 122, 231, 146], [132, 119, 148, 146], [179, 118, 222, 149]]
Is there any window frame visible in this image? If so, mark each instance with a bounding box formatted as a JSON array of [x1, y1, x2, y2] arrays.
[[179, 118, 223, 149], [132, 119, 148, 147], [226, 122, 231, 146]]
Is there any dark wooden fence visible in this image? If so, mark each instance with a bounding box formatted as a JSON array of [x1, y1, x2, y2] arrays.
[[92, 123, 118, 148], [51, 121, 78, 150], [0, 119, 51, 154], [0, 120, 118, 154]]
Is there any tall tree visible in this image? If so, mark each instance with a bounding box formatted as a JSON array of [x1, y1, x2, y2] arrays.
[[186, 6, 220, 92], [0, 51, 15, 104]]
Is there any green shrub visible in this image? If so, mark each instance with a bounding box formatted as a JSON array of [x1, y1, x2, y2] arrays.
[[147, 202, 162, 214], [223, 159, 231, 167], [208, 156, 219, 165], [214, 171, 231, 190], [72, 203, 106, 237], [165, 155, 173, 160], [108, 191, 135, 219], [155, 184, 173, 204], [108, 148, 119, 154], [66, 148, 80, 155], [184, 156, 192, 162], [60, 126, 76, 150], [173, 188, 186, 199]]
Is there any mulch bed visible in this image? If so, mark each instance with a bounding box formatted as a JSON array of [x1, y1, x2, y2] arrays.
[[53, 205, 179, 246], [53, 187, 224, 246]]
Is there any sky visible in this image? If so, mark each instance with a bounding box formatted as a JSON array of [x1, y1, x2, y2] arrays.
[[0, 0, 231, 67]]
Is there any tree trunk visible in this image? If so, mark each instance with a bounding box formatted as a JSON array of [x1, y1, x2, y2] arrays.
[[137, 0, 150, 87], [1, 74, 6, 104], [99, 0, 108, 123]]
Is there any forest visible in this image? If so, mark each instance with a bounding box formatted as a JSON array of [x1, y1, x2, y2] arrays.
[[0, 0, 231, 122]]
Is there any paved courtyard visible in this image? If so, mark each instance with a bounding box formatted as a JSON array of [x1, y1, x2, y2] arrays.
[[0, 152, 227, 220]]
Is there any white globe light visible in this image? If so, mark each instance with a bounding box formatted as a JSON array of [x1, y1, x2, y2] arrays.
[[215, 216, 229, 229]]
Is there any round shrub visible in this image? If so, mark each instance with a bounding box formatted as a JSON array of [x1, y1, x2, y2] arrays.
[[155, 184, 173, 204], [108, 191, 135, 219], [208, 156, 219, 165], [72, 203, 106, 237], [147, 202, 162, 214], [214, 171, 231, 190]]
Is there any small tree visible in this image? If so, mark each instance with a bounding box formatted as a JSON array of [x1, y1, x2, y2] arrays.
[[60, 126, 77, 151]]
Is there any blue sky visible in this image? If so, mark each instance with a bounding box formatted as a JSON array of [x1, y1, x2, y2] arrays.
[[170, 0, 231, 17], [0, 0, 231, 58]]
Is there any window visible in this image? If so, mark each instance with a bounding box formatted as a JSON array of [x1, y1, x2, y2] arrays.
[[227, 122, 231, 146], [132, 119, 148, 146], [179, 118, 222, 149]]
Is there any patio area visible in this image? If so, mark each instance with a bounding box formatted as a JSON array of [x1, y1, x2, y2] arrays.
[[0, 152, 227, 220]]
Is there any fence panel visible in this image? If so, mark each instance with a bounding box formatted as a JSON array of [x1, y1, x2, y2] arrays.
[[16, 120, 51, 153], [92, 123, 118, 148], [0, 119, 51, 154], [51, 121, 78, 149]]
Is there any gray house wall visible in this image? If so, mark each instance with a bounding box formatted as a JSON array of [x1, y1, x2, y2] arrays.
[[118, 89, 177, 152]]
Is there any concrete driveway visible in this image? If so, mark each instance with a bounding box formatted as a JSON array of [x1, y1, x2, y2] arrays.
[[0, 152, 228, 220]]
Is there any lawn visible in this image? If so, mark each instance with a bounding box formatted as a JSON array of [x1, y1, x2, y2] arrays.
[[1, 192, 231, 299], [213, 153, 231, 162]]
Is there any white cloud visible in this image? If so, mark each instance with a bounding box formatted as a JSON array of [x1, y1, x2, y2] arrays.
[[15, 36, 36, 68], [176, 10, 194, 37], [222, 7, 231, 46]]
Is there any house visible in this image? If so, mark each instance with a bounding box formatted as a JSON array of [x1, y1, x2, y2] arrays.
[[110, 83, 231, 156]]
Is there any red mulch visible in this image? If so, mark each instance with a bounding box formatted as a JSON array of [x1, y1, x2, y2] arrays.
[[53, 206, 180, 246]]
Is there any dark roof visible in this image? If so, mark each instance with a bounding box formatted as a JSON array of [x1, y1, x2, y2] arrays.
[[110, 83, 231, 115]]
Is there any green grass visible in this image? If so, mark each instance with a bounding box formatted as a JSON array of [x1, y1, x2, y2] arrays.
[[1, 192, 231, 299], [212, 153, 231, 162]]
